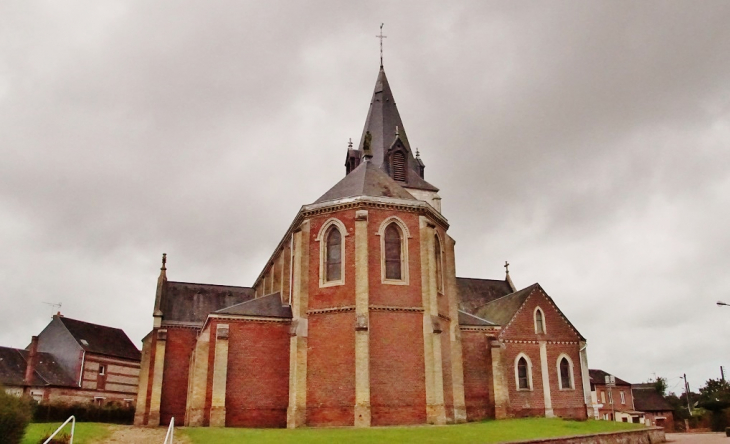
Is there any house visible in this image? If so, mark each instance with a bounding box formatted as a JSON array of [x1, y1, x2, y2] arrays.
[[135, 62, 593, 428], [589, 369, 644, 423], [0, 314, 141, 407], [632, 383, 675, 431]]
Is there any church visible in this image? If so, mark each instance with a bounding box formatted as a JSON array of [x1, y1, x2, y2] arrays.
[[134, 62, 593, 428]]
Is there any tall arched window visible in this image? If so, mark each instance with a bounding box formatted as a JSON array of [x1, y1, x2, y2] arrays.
[[384, 223, 402, 280], [325, 226, 342, 282], [534, 308, 545, 334], [559, 356, 573, 390], [434, 235, 443, 293], [517, 357, 530, 390], [391, 151, 406, 182]]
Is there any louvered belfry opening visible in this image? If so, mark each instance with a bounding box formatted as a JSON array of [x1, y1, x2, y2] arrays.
[[391, 151, 406, 182]]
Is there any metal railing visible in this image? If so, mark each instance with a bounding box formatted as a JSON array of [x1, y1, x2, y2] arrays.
[[43, 415, 76, 444], [163, 417, 175, 444]]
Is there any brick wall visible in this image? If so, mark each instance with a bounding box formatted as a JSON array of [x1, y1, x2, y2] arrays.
[[370, 311, 426, 425], [546, 344, 587, 419], [160, 327, 198, 425], [225, 320, 290, 427], [504, 342, 545, 417], [498, 288, 587, 419], [307, 312, 356, 426], [367, 209, 422, 308], [461, 330, 494, 421], [595, 384, 633, 420], [308, 210, 357, 311]]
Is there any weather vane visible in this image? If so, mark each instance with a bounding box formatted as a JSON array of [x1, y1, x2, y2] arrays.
[[376, 23, 387, 68]]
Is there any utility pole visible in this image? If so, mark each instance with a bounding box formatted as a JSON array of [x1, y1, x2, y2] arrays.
[[682, 373, 691, 416], [721, 366, 725, 382]]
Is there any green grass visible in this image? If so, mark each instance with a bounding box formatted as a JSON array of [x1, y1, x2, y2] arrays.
[[22, 422, 111, 444], [181, 418, 643, 444]]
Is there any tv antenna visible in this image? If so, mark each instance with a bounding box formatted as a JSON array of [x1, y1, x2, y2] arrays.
[[43, 301, 62, 317]]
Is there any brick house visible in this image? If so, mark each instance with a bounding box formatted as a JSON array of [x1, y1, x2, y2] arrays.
[[632, 383, 675, 431], [135, 64, 593, 428], [0, 314, 141, 407], [589, 369, 644, 423]]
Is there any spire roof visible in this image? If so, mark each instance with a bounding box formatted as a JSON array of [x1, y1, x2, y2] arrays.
[[356, 67, 438, 192]]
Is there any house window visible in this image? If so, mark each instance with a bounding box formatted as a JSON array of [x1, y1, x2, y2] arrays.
[[620, 391, 626, 404], [608, 390, 614, 404], [534, 308, 545, 334], [516, 355, 532, 390], [99, 364, 105, 376], [384, 224, 402, 280], [601, 391, 606, 403], [391, 151, 406, 182], [325, 226, 342, 282], [434, 235, 443, 293], [559, 357, 572, 389]]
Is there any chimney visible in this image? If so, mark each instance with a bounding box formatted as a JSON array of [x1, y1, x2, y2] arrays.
[[24, 336, 39, 386]]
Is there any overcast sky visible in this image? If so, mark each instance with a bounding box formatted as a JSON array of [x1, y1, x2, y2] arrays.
[[2, 1, 729, 393]]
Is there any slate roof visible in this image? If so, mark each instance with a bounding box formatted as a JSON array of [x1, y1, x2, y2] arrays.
[[632, 387, 673, 412], [214, 292, 292, 319], [0, 346, 76, 387], [354, 67, 438, 192], [456, 277, 513, 315], [474, 284, 537, 326], [458, 310, 497, 326], [162, 281, 255, 325], [58, 317, 141, 361], [589, 369, 632, 387], [315, 160, 417, 204]]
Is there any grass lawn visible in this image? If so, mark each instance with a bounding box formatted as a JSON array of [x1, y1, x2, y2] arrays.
[[181, 418, 643, 444], [22, 422, 111, 444]]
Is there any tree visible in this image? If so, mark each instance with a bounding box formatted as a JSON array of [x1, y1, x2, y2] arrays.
[[654, 376, 668, 397], [697, 378, 730, 432]]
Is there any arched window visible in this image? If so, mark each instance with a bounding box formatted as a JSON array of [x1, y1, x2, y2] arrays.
[[517, 357, 530, 390], [384, 224, 402, 280], [325, 226, 342, 282], [434, 235, 443, 293], [534, 308, 545, 334], [391, 151, 406, 182], [557, 354, 574, 390]]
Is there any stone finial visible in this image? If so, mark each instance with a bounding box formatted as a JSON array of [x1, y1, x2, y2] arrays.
[[348, 138, 353, 149], [161, 253, 167, 271]]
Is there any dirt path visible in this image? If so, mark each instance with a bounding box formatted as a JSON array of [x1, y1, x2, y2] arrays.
[[95, 425, 192, 444]]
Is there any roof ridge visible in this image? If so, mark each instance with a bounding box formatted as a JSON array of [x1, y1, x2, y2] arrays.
[[457, 309, 497, 326], [167, 280, 253, 289], [481, 283, 538, 307]]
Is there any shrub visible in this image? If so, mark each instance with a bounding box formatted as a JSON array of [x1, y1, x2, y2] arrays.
[[0, 387, 33, 444], [33, 401, 134, 424]]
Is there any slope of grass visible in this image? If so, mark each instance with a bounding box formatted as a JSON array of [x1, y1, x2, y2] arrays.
[[181, 418, 643, 444], [22, 422, 111, 444]]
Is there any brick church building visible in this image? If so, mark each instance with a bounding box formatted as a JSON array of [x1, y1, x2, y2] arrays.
[[135, 63, 592, 428]]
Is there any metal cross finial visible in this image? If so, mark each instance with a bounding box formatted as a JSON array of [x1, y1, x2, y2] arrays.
[[504, 261, 510, 274], [376, 23, 387, 68]]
